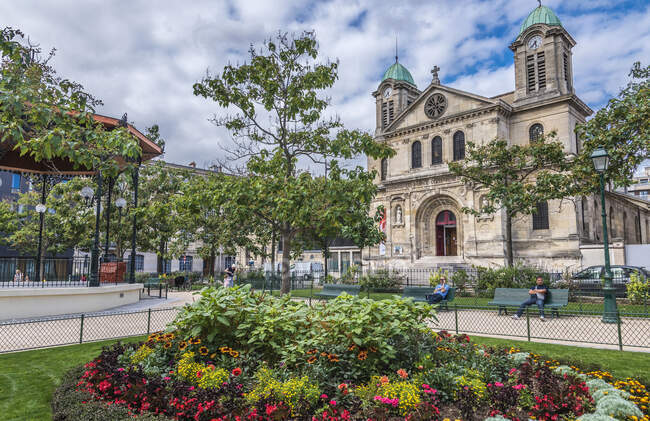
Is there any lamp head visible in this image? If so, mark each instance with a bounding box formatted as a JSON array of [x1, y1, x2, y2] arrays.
[[35, 204, 47, 213], [590, 147, 609, 173], [115, 197, 127, 209], [80, 186, 94, 200]]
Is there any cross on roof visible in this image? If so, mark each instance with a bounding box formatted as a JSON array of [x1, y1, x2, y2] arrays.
[[431, 65, 441, 84]]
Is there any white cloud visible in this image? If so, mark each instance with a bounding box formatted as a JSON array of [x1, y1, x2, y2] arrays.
[[1, 0, 648, 169]]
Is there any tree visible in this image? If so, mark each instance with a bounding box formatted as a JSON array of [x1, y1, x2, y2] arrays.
[[448, 133, 573, 266], [193, 31, 393, 293], [7, 177, 95, 261], [174, 172, 240, 279], [574, 62, 649, 193], [0, 27, 141, 174], [135, 161, 188, 273]]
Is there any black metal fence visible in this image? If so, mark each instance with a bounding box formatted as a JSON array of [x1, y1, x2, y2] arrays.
[[0, 307, 179, 353], [0, 256, 91, 287]]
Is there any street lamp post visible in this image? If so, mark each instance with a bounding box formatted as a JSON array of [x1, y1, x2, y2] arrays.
[[591, 147, 618, 323], [35, 201, 46, 284], [81, 172, 102, 287]]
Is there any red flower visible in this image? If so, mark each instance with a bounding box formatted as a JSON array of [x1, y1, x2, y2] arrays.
[[232, 367, 242, 376]]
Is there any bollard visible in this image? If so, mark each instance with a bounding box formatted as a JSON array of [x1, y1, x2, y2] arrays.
[[454, 304, 459, 335], [526, 307, 531, 342], [147, 308, 152, 335], [79, 314, 85, 344]]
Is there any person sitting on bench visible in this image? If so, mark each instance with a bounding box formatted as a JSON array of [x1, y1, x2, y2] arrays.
[[512, 276, 547, 321], [426, 277, 449, 304]]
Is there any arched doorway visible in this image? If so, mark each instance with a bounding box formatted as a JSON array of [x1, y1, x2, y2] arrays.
[[436, 210, 457, 256]]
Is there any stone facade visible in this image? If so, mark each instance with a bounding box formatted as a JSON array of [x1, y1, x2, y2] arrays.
[[365, 8, 650, 271]]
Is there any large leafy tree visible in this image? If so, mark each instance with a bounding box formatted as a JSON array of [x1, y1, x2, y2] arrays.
[[573, 62, 649, 193], [0, 27, 141, 174], [448, 133, 573, 267], [7, 177, 95, 258], [135, 160, 188, 273], [193, 32, 393, 293]]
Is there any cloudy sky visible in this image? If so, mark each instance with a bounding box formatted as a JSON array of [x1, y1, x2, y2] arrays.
[[2, 0, 649, 171]]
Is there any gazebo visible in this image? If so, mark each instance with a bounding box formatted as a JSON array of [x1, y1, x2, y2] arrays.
[[0, 112, 163, 286]]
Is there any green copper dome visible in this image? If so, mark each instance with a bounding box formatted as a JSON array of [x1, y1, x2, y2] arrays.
[[520, 5, 562, 34], [382, 61, 416, 86]]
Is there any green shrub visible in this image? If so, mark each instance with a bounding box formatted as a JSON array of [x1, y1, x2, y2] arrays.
[[339, 264, 360, 284], [451, 269, 470, 294], [475, 264, 543, 295], [626, 271, 649, 304], [359, 268, 403, 290], [429, 268, 449, 286]]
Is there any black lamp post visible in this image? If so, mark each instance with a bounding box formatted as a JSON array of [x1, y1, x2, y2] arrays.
[[590, 147, 618, 323], [81, 173, 102, 287], [35, 199, 47, 283], [129, 160, 141, 284]]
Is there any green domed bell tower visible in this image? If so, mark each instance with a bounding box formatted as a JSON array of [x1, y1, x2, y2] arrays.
[[510, 3, 575, 104], [374, 55, 420, 133]]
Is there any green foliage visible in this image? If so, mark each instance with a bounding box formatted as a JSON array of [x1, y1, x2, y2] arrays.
[[359, 268, 403, 290], [451, 269, 471, 295], [0, 27, 141, 174], [594, 395, 643, 418], [192, 31, 394, 293], [574, 62, 649, 193], [448, 132, 574, 266], [339, 263, 360, 284], [626, 271, 649, 305], [245, 366, 320, 416], [475, 264, 543, 295]]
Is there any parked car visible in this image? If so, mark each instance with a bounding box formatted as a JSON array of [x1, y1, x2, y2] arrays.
[[567, 265, 648, 297]]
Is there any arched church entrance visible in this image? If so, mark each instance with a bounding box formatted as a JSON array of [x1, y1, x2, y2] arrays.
[[435, 210, 457, 256]]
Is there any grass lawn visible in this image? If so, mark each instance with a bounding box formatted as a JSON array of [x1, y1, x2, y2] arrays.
[[0, 336, 144, 421], [471, 335, 650, 385]]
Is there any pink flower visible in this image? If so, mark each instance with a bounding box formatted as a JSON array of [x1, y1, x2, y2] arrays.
[[320, 394, 328, 399], [509, 368, 517, 375], [494, 382, 504, 387], [188, 386, 195, 391], [163, 376, 171, 381], [422, 383, 430, 389], [513, 384, 527, 390], [329, 400, 337, 406], [117, 368, 125, 372]]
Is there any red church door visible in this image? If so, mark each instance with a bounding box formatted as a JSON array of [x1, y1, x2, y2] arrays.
[[435, 210, 457, 256]]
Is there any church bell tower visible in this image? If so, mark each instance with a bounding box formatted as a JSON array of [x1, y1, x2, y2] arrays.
[[510, 3, 576, 104]]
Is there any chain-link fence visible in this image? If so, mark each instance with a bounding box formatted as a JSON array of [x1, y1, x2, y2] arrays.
[[434, 305, 650, 351], [0, 307, 179, 353]]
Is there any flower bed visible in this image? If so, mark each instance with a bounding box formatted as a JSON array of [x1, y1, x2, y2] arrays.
[[54, 285, 649, 421]]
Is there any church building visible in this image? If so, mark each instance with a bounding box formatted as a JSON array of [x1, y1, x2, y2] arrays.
[[365, 4, 650, 270]]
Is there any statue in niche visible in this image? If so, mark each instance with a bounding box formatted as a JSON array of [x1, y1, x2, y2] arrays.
[[395, 205, 403, 224]]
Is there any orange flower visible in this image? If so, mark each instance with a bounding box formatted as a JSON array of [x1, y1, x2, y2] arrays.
[[369, 346, 377, 353], [397, 369, 408, 379], [358, 351, 368, 361], [229, 350, 240, 358], [163, 342, 172, 349], [219, 346, 230, 353], [307, 356, 317, 364], [379, 376, 389, 384], [178, 341, 188, 351], [338, 383, 348, 390], [348, 344, 357, 351], [189, 338, 201, 345], [307, 349, 318, 355], [320, 352, 328, 357], [327, 354, 340, 362]]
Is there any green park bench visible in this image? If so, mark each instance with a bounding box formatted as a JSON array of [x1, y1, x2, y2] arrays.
[[401, 286, 456, 311], [488, 288, 569, 318], [143, 277, 162, 289], [315, 284, 360, 299]]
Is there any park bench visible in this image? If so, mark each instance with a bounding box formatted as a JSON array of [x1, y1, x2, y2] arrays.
[[401, 286, 456, 311], [143, 277, 162, 288], [315, 284, 360, 299], [488, 288, 569, 318]]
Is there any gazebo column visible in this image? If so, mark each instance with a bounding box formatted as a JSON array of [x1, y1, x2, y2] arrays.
[[90, 170, 103, 287], [129, 159, 141, 284]]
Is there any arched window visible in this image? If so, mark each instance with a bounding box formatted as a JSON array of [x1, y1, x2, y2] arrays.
[[453, 131, 465, 161], [380, 158, 387, 181], [412, 141, 422, 169], [532, 201, 549, 230], [529, 123, 544, 142], [431, 136, 442, 165]]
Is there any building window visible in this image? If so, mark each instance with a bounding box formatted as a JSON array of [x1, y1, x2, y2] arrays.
[[532, 201, 549, 230], [411, 141, 422, 169], [328, 252, 339, 272], [563, 52, 571, 89], [11, 174, 21, 192], [431, 136, 442, 165], [179, 255, 193, 272], [526, 52, 546, 92], [163, 259, 171, 273], [380, 158, 387, 181], [529, 123, 544, 142], [127, 254, 144, 272], [382, 100, 394, 127], [453, 131, 465, 161]]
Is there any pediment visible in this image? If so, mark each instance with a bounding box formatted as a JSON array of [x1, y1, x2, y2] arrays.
[[386, 84, 499, 132]]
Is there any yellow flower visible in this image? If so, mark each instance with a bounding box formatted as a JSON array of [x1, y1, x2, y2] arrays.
[[178, 341, 188, 351], [199, 346, 209, 356]]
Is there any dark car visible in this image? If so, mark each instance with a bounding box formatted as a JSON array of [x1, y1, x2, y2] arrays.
[[569, 265, 648, 297]]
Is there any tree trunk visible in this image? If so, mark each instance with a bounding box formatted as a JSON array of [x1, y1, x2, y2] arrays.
[[280, 232, 291, 294], [271, 229, 276, 274], [504, 210, 514, 267], [157, 239, 165, 274], [209, 249, 216, 278]]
